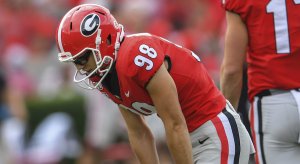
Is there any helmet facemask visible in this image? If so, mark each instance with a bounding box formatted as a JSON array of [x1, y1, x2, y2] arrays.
[[73, 48, 113, 90], [58, 26, 123, 90]]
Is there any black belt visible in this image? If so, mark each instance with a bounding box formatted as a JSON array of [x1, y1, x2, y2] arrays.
[[256, 89, 300, 98]]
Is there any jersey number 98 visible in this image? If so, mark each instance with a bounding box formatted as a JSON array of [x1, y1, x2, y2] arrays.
[[134, 44, 157, 70]]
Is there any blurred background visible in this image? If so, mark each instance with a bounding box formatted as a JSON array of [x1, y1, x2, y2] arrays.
[[0, 0, 226, 163]]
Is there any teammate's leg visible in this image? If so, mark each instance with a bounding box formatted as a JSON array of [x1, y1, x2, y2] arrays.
[[251, 92, 300, 164]]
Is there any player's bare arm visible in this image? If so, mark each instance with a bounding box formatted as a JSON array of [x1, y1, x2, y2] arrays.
[[146, 63, 193, 164], [220, 11, 248, 109], [119, 106, 159, 164]]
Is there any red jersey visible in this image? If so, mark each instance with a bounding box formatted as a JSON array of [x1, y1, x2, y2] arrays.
[[99, 33, 226, 132], [222, 0, 300, 102]]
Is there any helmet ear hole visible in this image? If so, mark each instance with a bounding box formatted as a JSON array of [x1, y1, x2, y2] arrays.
[[106, 34, 112, 45]]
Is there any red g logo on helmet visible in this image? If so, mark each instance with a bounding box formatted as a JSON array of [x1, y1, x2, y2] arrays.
[[80, 14, 100, 37]]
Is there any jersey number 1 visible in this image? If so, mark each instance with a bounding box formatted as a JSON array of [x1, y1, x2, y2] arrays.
[[267, 0, 300, 54]]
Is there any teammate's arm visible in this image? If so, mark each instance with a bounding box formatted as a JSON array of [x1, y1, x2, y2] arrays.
[[220, 11, 248, 109], [146, 63, 193, 164], [119, 106, 159, 164]]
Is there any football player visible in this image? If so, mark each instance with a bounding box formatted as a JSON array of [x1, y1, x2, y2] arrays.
[[56, 4, 254, 163], [220, 0, 300, 163]]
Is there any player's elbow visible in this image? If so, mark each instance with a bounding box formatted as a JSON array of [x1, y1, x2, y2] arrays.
[[165, 118, 188, 133], [131, 124, 155, 142], [221, 63, 242, 79], [173, 123, 188, 133]]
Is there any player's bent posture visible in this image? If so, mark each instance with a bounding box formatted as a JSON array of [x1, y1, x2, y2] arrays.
[[56, 4, 254, 164], [220, 0, 300, 164]]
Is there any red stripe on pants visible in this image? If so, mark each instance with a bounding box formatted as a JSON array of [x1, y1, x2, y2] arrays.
[[250, 104, 259, 164], [212, 116, 229, 164]]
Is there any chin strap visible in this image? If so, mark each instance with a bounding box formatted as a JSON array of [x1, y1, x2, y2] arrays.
[[114, 24, 125, 59], [95, 29, 102, 50], [119, 24, 125, 42]]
